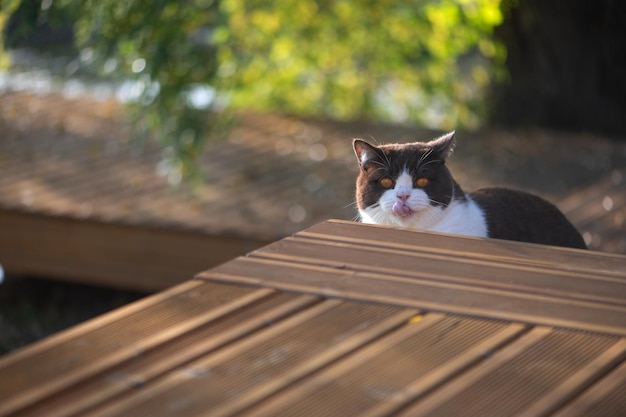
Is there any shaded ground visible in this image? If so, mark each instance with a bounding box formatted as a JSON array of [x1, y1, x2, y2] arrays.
[[0, 276, 145, 355], [1, 92, 625, 355]]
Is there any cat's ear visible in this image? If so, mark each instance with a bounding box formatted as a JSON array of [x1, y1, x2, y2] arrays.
[[353, 139, 381, 170], [428, 131, 456, 159]]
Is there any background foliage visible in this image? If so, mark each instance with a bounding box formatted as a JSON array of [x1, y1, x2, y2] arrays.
[[0, 0, 20, 69], [216, 0, 503, 127], [1, 0, 504, 179]]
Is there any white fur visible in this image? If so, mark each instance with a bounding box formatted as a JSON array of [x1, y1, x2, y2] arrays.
[[391, 171, 413, 198], [359, 170, 488, 238]]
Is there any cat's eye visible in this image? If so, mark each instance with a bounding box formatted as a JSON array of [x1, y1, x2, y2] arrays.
[[379, 177, 394, 189], [415, 177, 429, 188]]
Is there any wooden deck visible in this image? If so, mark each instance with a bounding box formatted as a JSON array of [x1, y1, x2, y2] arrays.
[[0, 210, 270, 291], [558, 169, 626, 253], [1, 220, 625, 417]]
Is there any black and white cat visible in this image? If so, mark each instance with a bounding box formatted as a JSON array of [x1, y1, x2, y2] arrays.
[[353, 132, 587, 249]]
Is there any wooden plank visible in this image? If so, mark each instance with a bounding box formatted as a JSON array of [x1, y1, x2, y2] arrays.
[[395, 327, 553, 417], [397, 328, 623, 417], [249, 235, 626, 306], [0, 281, 275, 416], [302, 220, 626, 275], [83, 301, 418, 417], [244, 317, 527, 417], [200, 255, 626, 336], [12, 293, 321, 417], [552, 360, 626, 417], [0, 209, 269, 291], [517, 338, 626, 417]]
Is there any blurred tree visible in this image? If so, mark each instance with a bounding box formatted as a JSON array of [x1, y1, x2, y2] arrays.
[[0, 0, 21, 69], [492, 0, 626, 135], [1, 0, 504, 180], [72, 0, 224, 183], [215, 0, 503, 128]]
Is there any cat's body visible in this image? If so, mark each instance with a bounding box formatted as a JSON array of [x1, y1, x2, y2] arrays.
[[353, 132, 587, 249]]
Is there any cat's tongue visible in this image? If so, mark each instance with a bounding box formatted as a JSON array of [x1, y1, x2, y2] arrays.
[[392, 201, 412, 217]]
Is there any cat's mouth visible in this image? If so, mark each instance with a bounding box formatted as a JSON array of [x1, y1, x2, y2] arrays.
[[392, 201, 413, 217]]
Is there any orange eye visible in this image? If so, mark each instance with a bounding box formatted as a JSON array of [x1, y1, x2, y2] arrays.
[[379, 177, 394, 189], [415, 177, 429, 188]]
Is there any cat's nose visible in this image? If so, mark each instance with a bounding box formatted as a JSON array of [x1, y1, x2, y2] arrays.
[[397, 192, 410, 202]]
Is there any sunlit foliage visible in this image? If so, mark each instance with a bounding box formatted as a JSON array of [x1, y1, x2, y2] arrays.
[[1, 0, 503, 180], [0, 0, 21, 69], [217, 0, 503, 128]]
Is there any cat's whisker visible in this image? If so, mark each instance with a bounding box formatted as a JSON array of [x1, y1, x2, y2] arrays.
[[419, 159, 443, 168], [415, 147, 434, 170], [380, 150, 392, 169], [370, 167, 388, 175], [425, 202, 448, 218], [344, 201, 359, 210], [372, 211, 388, 224], [367, 135, 382, 146], [369, 160, 387, 167]]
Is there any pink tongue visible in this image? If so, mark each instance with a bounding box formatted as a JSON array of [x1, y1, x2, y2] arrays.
[[392, 201, 412, 217]]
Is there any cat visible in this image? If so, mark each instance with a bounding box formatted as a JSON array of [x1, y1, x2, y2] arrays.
[[353, 131, 587, 249]]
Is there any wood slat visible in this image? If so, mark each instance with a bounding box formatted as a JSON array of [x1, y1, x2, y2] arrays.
[[516, 338, 626, 417], [251, 235, 626, 306], [11, 293, 321, 417], [83, 301, 418, 417], [0, 281, 277, 416], [303, 220, 626, 275], [243, 316, 527, 417], [552, 360, 626, 417], [397, 329, 624, 417]]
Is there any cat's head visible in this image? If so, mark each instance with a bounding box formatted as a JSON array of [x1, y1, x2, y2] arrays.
[[353, 131, 463, 228]]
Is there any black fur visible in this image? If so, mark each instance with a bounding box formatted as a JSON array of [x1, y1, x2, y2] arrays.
[[469, 187, 587, 248]]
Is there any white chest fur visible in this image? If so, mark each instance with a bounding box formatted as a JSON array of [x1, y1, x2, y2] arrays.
[[426, 198, 488, 237]]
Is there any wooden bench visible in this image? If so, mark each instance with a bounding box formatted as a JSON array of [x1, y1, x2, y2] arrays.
[[1, 220, 625, 416]]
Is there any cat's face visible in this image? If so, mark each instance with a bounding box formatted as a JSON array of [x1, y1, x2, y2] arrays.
[[353, 132, 461, 228]]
